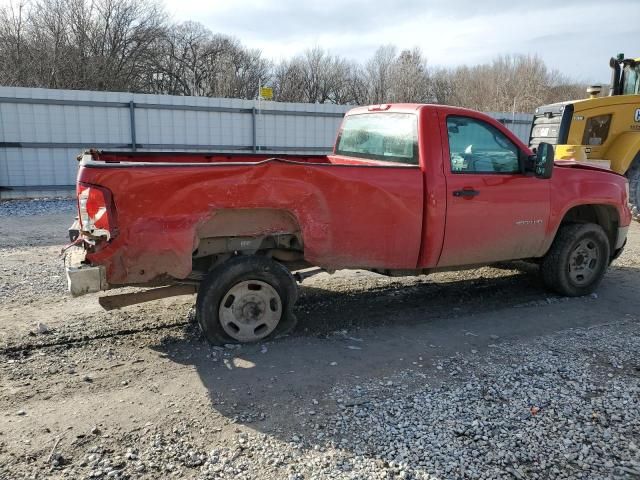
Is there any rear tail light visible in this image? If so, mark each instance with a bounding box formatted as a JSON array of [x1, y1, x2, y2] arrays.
[[77, 183, 117, 240]]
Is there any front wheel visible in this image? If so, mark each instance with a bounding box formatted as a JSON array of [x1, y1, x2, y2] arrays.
[[196, 256, 298, 345], [540, 223, 610, 297]]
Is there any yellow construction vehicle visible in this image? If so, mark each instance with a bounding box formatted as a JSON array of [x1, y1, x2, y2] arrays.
[[530, 54, 640, 218]]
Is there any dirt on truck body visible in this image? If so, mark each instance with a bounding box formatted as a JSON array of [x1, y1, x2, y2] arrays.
[[66, 103, 631, 344]]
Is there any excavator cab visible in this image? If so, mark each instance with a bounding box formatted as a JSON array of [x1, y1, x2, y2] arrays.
[[610, 54, 640, 96]]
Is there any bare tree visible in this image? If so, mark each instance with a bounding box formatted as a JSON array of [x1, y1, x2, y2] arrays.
[[545, 69, 587, 104], [435, 54, 587, 112], [272, 47, 358, 104], [227, 47, 271, 99], [272, 58, 306, 102], [298, 47, 346, 103], [364, 45, 397, 103], [0, 0, 165, 90], [0, 1, 29, 85], [430, 67, 455, 105], [388, 47, 430, 103], [145, 23, 270, 98], [345, 63, 369, 105], [0, 4, 587, 111], [328, 59, 362, 104]]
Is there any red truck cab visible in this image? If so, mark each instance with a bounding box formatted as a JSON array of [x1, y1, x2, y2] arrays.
[[67, 104, 631, 344]]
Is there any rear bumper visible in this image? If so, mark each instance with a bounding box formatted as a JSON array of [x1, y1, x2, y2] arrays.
[[66, 249, 108, 297]]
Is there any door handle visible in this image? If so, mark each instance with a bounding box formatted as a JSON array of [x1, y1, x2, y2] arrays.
[[453, 189, 480, 197]]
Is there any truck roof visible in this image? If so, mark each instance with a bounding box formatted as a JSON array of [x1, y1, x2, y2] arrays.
[[344, 103, 496, 118]]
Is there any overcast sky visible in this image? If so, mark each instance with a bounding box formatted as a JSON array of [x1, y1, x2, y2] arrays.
[[1, 0, 637, 83], [162, 0, 639, 84]]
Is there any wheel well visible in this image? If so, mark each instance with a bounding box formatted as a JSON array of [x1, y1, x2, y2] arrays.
[[191, 208, 307, 275], [191, 233, 307, 278], [193, 233, 303, 258], [560, 204, 619, 251]]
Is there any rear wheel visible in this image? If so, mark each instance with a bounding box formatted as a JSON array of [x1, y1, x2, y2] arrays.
[[626, 153, 640, 221], [540, 223, 610, 296], [196, 256, 298, 345]]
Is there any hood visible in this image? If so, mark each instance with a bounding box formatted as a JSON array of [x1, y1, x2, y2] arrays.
[[554, 159, 623, 176]]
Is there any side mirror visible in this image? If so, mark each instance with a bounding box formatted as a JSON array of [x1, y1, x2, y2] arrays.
[[534, 142, 554, 179]]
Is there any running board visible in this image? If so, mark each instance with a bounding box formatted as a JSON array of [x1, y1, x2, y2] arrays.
[[98, 284, 197, 311]]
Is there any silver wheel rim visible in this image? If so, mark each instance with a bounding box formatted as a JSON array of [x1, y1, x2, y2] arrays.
[[568, 239, 600, 285], [219, 280, 282, 342]]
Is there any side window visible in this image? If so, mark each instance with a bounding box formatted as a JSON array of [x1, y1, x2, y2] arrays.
[[447, 116, 520, 173], [581, 114, 612, 146]]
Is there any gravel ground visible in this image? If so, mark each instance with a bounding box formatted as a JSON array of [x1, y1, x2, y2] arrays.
[[1, 201, 639, 479], [0, 246, 68, 304], [0, 199, 76, 305], [322, 324, 640, 480], [0, 198, 75, 217]]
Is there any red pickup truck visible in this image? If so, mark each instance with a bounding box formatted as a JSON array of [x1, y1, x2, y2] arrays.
[[67, 103, 631, 344]]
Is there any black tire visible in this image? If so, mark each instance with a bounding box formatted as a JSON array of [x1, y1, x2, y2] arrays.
[[626, 153, 640, 222], [540, 223, 610, 297], [196, 256, 298, 345]]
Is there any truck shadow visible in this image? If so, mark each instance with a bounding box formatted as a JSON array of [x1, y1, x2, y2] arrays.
[[293, 264, 541, 337], [147, 263, 640, 472]]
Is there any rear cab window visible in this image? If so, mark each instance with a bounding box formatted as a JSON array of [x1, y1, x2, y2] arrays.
[[335, 113, 419, 165]]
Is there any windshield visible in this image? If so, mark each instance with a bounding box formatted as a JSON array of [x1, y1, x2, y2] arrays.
[[623, 65, 640, 95], [335, 113, 418, 165]]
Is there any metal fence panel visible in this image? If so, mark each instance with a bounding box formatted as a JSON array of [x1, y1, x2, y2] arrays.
[[486, 112, 534, 143], [0, 86, 533, 199]]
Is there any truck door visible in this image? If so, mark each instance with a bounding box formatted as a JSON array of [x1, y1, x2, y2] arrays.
[[438, 114, 550, 267]]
